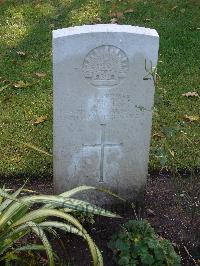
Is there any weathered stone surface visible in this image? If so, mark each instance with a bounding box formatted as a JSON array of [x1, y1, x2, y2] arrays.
[[53, 24, 159, 205]]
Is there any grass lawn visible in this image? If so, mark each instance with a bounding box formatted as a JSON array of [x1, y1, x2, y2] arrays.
[[0, 0, 199, 179]]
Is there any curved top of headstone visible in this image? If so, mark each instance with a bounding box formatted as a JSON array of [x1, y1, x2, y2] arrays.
[[53, 24, 159, 39]]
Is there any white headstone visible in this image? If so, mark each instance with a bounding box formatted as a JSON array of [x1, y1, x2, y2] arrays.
[[53, 24, 159, 205]]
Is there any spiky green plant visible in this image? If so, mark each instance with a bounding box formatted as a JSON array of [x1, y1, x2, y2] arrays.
[[0, 185, 123, 265]]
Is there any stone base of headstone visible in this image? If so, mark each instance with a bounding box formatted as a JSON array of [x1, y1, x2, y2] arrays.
[[54, 183, 146, 217]]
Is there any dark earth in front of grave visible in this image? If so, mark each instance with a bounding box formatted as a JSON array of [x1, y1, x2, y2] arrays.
[[0, 174, 199, 266]]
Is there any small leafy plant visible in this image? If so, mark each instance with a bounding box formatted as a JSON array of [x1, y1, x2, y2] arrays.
[[108, 220, 181, 266], [0, 185, 122, 266]]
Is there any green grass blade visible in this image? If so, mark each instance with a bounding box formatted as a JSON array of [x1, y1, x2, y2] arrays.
[[39, 221, 86, 238], [0, 188, 20, 203], [14, 244, 45, 252], [59, 185, 126, 202], [0, 194, 119, 236], [0, 202, 28, 229], [39, 222, 104, 266], [59, 186, 96, 198], [12, 209, 86, 229], [20, 195, 120, 217], [0, 224, 31, 256], [13, 209, 102, 265], [0, 195, 120, 230], [0, 185, 25, 212], [27, 221, 54, 266], [96, 187, 126, 202]]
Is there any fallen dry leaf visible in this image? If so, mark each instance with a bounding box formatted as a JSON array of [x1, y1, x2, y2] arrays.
[[109, 12, 124, 18], [10, 155, 21, 163], [183, 115, 199, 122], [22, 142, 52, 156], [169, 149, 175, 157], [110, 18, 118, 24], [182, 91, 199, 97], [13, 81, 32, 88], [0, 77, 9, 84], [96, 17, 102, 22], [124, 9, 134, 14], [33, 115, 47, 125], [115, 11, 124, 18], [35, 72, 46, 78], [147, 209, 155, 217], [111, 3, 116, 9], [16, 51, 26, 56], [171, 5, 178, 11], [153, 132, 165, 139], [49, 24, 54, 29]]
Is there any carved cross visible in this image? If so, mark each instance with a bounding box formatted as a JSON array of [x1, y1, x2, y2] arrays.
[[83, 124, 122, 182]]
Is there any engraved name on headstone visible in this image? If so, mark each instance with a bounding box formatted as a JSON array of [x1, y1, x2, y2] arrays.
[[53, 24, 159, 205]]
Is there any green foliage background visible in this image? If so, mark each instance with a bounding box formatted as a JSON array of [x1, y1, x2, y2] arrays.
[[0, 0, 199, 178], [108, 219, 181, 266]]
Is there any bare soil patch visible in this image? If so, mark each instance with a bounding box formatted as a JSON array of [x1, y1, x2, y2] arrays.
[[1, 174, 199, 266]]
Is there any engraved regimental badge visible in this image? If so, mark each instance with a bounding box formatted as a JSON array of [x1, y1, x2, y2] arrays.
[[83, 45, 129, 87]]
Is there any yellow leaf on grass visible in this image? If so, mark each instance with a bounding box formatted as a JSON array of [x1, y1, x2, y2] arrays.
[[33, 115, 47, 125], [153, 132, 165, 139], [35, 72, 46, 78], [110, 18, 118, 23], [183, 115, 199, 122], [124, 9, 134, 14], [13, 81, 32, 88], [22, 142, 52, 157], [16, 51, 26, 56], [169, 149, 175, 157], [109, 12, 124, 18], [182, 91, 199, 97], [96, 17, 102, 23], [171, 6, 178, 11]]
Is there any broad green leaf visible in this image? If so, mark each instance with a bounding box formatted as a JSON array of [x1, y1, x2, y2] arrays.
[[115, 239, 129, 251], [118, 256, 129, 265]]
